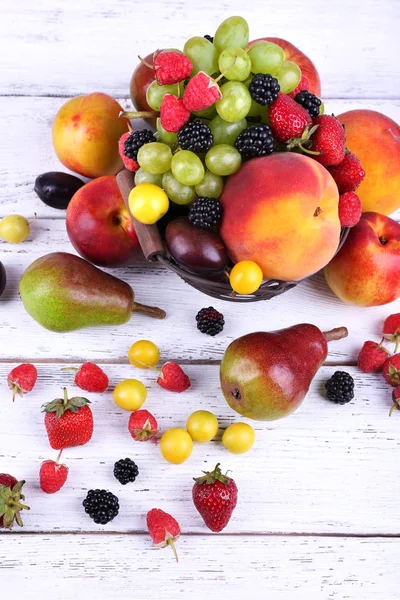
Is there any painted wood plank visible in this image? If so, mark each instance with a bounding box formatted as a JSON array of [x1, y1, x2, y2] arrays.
[[0, 364, 399, 534], [1, 0, 399, 98], [1, 96, 400, 220], [1, 534, 398, 600]]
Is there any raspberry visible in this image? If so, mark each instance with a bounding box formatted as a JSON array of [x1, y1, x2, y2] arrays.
[[338, 192, 362, 227], [157, 361, 191, 393], [147, 508, 180, 561], [383, 354, 400, 387], [160, 95, 191, 133], [118, 132, 139, 172], [288, 74, 311, 98], [39, 460, 69, 494], [183, 72, 222, 112], [383, 313, 400, 352], [294, 90, 322, 118], [234, 124, 275, 159], [357, 341, 389, 373], [196, 307, 225, 336], [7, 363, 37, 402], [390, 386, 400, 416], [188, 197, 222, 228], [177, 120, 213, 153], [128, 409, 158, 442], [325, 371, 355, 404], [73, 362, 109, 393], [249, 73, 280, 106], [327, 152, 366, 194], [152, 51, 192, 86]]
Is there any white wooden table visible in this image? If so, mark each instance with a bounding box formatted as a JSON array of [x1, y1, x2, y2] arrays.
[[1, 1, 400, 598]]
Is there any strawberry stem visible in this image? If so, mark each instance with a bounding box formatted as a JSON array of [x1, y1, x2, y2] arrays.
[[389, 403, 398, 417], [167, 538, 179, 562]]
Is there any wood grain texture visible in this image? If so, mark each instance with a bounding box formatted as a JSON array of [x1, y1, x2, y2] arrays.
[[1, 534, 399, 600], [1, 364, 399, 534], [1, 0, 399, 98]]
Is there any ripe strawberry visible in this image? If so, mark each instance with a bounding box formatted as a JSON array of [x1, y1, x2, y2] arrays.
[[383, 354, 400, 387], [0, 475, 30, 530], [357, 341, 390, 373], [146, 508, 180, 562], [160, 95, 190, 132], [157, 361, 191, 393], [288, 74, 311, 98], [192, 463, 238, 532], [128, 409, 158, 441], [383, 313, 400, 352], [43, 388, 93, 450], [67, 362, 109, 393], [151, 51, 192, 86], [118, 132, 139, 172], [327, 151, 365, 194], [338, 192, 362, 227], [8, 363, 37, 402], [309, 114, 346, 166], [183, 71, 222, 112], [269, 93, 312, 143], [390, 386, 400, 416], [39, 459, 69, 494]]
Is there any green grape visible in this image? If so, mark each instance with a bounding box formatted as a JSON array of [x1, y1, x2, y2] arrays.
[[205, 144, 242, 176], [183, 37, 219, 76], [146, 81, 180, 111], [195, 171, 224, 198], [162, 171, 196, 205], [319, 100, 325, 115], [215, 81, 252, 122], [214, 16, 249, 53], [209, 115, 247, 145], [171, 150, 205, 186], [193, 105, 217, 119], [137, 142, 172, 174], [218, 47, 251, 81], [247, 42, 285, 75], [275, 61, 301, 93], [135, 168, 163, 187], [156, 118, 178, 145]]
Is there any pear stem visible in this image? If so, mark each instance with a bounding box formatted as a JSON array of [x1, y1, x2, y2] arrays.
[[119, 110, 159, 120], [323, 327, 348, 342], [133, 302, 166, 320]]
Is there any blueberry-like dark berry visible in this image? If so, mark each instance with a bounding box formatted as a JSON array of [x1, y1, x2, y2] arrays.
[[196, 307, 225, 336], [294, 90, 322, 118], [249, 73, 280, 106], [124, 129, 156, 162], [325, 371, 355, 404], [113, 458, 139, 485], [188, 197, 222, 229], [83, 489, 119, 525], [178, 120, 213, 153], [235, 124, 275, 160], [204, 35, 214, 43]]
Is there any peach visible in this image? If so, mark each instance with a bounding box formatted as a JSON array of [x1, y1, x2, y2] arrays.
[[52, 93, 129, 179], [324, 212, 400, 307], [219, 153, 340, 282], [338, 110, 400, 215]]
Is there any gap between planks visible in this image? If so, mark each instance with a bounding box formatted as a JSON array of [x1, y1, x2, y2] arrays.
[[0, 358, 358, 367], [2, 531, 400, 537]]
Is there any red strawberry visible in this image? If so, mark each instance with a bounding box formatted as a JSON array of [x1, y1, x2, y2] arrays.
[[183, 71, 222, 112], [151, 51, 192, 86], [118, 132, 139, 172], [157, 361, 191, 393], [0, 475, 30, 530], [288, 74, 311, 98], [269, 93, 312, 143], [8, 363, 37, 402], [67, 362, 109, 393], [309, 114, 346, 166], [192, 463, 238, 532], [390, 386, 400, 416], [327, 151, 365, 194], [128, 409, 158, 441], [43, 388, 93, 450], [338, 192, 362, 227], [146, 508, 180, 561], [383, 313, 400, 352], [383, 354, 400, 387], [39, 459, 69, 494], [357, 341, 390, 373], [160, 95, 190, 132]]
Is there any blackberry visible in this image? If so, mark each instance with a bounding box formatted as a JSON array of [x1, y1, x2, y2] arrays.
[[178, 120, 213, 153], [188, 197, 222, 228], [196, 307, 225, 336], [234, 124, 274, 160], [113, 458, 139, 485], [124, 129, 156, 162], [294, 90, 322, 118], [249, 73, 280, 106], [83, 489, 119, 524], [325, 371, 355, 405], [204, 35, 214, 43]]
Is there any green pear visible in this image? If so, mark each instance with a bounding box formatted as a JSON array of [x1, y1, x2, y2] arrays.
[[19, 252, 165, 332], [220, 324, 348, 421]]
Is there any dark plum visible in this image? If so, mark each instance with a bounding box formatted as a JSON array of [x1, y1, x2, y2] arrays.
[[0, 262, 6, 296], [34, 172, 85, 209], [165, 217, 228, 275]]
